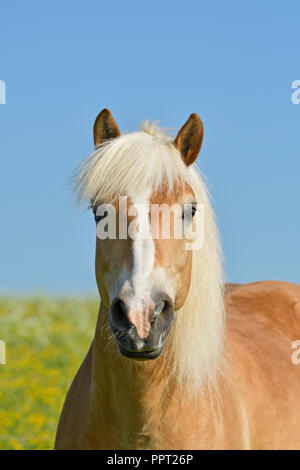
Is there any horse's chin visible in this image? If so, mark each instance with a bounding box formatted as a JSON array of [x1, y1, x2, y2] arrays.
[[118, 344, 164, 361]]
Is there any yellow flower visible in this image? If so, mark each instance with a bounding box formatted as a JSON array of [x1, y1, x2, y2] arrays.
[[0, 296, 97, 449]]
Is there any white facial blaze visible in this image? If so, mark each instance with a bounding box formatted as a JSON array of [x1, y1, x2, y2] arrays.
[[130, 194, 155, 297], [127, 194, 156, 339]]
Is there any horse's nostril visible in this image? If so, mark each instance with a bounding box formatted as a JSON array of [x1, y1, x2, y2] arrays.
[[154, 300, 165, 315], [116, 299, 128, 315], [155, 295, 174, 330], [110, 298, 131, 331]]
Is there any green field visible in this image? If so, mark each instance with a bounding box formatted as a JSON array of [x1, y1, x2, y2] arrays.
[[0, 297, 98, 449]]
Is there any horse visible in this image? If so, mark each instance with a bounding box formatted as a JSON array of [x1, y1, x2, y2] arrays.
[[55, 109, 300, 449]]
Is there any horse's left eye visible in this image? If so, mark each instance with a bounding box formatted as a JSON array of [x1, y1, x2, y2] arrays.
[[182, 204, 197, 221]]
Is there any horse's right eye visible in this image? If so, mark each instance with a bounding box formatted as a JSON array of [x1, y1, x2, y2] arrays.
[[94, 211, 108, 224]]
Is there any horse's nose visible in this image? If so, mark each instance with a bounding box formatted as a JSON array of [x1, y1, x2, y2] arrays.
[[110, 294, 174, 340], [110, 297, 132, 332], [152, 294, 174, 331]]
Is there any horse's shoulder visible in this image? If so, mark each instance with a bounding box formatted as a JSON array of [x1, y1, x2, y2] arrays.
[[225, 280, 300, 333]]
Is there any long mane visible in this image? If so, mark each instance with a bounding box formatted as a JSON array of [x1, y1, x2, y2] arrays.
[[75, 122, 225, 391]]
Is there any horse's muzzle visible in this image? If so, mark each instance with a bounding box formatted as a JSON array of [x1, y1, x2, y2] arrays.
[[109, 293, 174, 360], [118, 344, 164, 361]]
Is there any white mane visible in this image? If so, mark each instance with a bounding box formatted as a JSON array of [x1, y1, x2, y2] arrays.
[[75, 122, 225, 391], [75, 122, 192, 204]]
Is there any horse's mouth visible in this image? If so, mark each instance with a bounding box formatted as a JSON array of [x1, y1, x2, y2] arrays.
[[118, 344, 164, 361]]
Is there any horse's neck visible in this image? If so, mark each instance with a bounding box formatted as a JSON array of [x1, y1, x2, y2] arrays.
[[89, 301, 226, 448]]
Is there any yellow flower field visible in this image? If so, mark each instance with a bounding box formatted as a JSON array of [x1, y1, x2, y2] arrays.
[[0, 297, 98, 449]]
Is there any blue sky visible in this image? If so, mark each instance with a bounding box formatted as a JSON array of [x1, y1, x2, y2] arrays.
[[0, 1, 299, 294]]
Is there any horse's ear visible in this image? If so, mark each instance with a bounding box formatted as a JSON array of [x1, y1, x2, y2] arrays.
[[93, 108, 120, 148], [174, 113, 204, 166]]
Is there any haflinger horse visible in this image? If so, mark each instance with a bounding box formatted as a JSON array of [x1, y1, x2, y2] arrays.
[[55, 109, 300, 450]]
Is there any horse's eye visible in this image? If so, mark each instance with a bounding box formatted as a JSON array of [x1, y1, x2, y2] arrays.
[[182, 204, 197, 221], [92, 205, 108, 224], [94, 211, 108, 224]]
